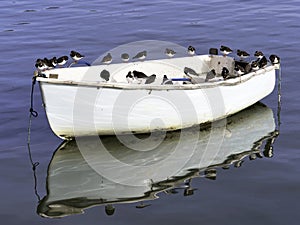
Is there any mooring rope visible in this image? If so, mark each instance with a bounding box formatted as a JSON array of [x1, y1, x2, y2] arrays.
[[277, 65, 282, 130], [27, 74, 41, 202]]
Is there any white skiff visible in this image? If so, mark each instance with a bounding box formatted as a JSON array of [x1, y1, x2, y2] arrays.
[[36, 54, 277, 139]]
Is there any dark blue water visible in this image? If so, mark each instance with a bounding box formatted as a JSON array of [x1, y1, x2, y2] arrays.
[[0, 0, 299, 224]]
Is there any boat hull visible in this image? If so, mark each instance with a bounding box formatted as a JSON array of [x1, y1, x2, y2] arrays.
[[38, 67, 276, 139]]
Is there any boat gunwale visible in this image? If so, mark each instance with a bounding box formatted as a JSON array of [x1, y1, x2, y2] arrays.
[[36, 65, 276, 91]]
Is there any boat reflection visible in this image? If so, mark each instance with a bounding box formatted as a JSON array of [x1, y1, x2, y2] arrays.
[[37, 103, 279, 218]]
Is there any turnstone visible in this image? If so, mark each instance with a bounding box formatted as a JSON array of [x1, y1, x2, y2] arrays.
[[221, 67, 230, 80], [165, 48, 176, 58], [269, 54, 280, 64], [205, 69, 216, 82], [258, 56, 268, 68], [57, 56, 69, 67], [234, 64, 245, 76], [100, 69, 110, 82], [220, 45, 233, 56], [70, 50, 84, 62], [237, 49, 250, 60], [254, 50, 264, 59], [145, 74, 156, 84], [161, 75, 173, 85], [121, 53, 130, 62], [187, 45, 196, 55], [132, 50, 147, 60], [101, 53, 112, 64]]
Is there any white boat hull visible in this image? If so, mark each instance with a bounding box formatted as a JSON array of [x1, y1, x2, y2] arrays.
[[37, 55, 276, 139]]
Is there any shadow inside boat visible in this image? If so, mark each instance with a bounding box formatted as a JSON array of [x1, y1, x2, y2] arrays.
[[37, 102, 279, 218]]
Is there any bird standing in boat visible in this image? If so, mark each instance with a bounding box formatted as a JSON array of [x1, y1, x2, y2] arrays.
[[100, 69, 110, 82], [121, 53, 130, 62], [132, 50, 147, 61], [237, 49, 250, 61], [70, 50, 84, 62], [101, 53, 112, 64], [57, 56, 69, 67], [205, 69, 216, 82], [221, 67, 230, 80], [165, 48, 176, 58], [145, 74, 156, 84], [220, 45, 233, 57], [162, 75, 173, 85], [184, 67, 199, 76], [235, 64, 245, 76], [187, 45, 196, 55]]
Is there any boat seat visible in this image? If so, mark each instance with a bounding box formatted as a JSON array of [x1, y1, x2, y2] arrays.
[[209, 55, 234, 75]]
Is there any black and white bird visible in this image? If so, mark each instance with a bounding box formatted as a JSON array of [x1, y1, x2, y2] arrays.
[[101, 53, 112, 64], [70, 50, 84, 62], [251, 60, 260, 71], [126, 71, 140, 84], [121, 53, 130, 62], [132, 70, 148, 79], [165, 48, 176, 58], [35, 58, 47, 71], [57, 56, 69, 67], [132, 50, 147, 60], [145, 74, 156, 84], [235, 64, 245, 76], [205, 69, 216, 82], [184, 67, 199, 76], [161, 75, 173, 85], [221, 67, 230, 80], [237, 49, 250, 60], [126, 71, 134, 83], [100, 69, 110, 82], [187, 45, 196, 55], [50, 57, 57, 67], [258, 56, 268, 68], [220, 45, 233, 56], [269, 54, 280, 64], [254, 50, 264, 59]]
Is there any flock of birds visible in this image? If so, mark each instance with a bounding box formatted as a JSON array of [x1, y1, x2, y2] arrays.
[[219, 45, 280, 80], [35, 45, 280, 85]]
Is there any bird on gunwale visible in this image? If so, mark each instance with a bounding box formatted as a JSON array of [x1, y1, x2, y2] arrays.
[[187, 45, 196, 56], [162, 75, 173, 85], [70, 50, 84, 62], [234, 64, 245, 76], [57, 56, 69, 67], [269, 54, 280, 64], [254, 50, 264, 59], [205, 69, 216, 82], [101, 53, 112, 64], [100, 69, 110, 82], [165, 48, 176, 58], [35, 58, 47, 71], [258, 56, 268, 68], [220, 45, 233, 56], [221, 67, 230, 80], [251, 60, 260, 71], [237, 49, 250, 60], [132, 50, 147, 60], [121, 53, 130, 62]]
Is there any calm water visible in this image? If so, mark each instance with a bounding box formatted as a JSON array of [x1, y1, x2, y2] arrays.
[[0, 0, 299, 224]]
